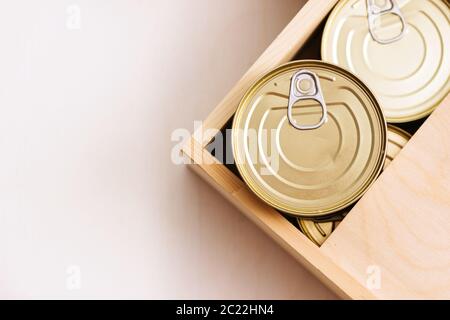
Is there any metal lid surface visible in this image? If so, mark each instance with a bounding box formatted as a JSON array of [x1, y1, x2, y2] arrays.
[[232, 60, 387, 218], [321, 0, 450, 123]]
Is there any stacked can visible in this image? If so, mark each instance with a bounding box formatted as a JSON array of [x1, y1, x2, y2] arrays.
[[322, 0, 449, 123]]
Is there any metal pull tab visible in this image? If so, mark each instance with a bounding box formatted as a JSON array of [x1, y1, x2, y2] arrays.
[[288, 70, 327, 131], [367, 0, 407, 45]]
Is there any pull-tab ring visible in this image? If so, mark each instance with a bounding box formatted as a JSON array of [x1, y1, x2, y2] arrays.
[[287, 70, 327, 131], [367, 0, 407, 45]]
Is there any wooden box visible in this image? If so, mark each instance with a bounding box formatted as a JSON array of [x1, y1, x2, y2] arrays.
[[182, 0, 450, 299]]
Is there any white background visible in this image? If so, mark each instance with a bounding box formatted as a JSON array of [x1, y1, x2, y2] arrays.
[[0, 0, 336, 299]]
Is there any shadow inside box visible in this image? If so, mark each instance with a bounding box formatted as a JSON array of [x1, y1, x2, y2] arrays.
[[206, 17, 428, 244]]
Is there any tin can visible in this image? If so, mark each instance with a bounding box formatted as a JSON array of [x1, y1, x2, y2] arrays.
[[232, 60, 387, 218], [321, 0, 450, 123], [385, 124, 412, 167], [298, 219, 340, 247], [299, 124, 411, 244], [311, 210, 350, 224]]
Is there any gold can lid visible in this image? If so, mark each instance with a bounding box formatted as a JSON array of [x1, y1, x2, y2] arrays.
[[321, 0, 450, 123], [232, 60, 387, 218]]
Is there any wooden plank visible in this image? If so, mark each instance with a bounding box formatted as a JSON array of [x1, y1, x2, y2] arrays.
[[232, 186, 376, 300], [183, 142, 375, 299], [321, 94, 450, 299], [182, 137, 242, 194]]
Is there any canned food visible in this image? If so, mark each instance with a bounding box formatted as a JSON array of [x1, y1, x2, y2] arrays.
[[385, 124, 412, 167], [299, 124, 411, 244], [311, 210, 350, 224], [232, 60, 387, 218], [298, 219, 341, 247], [321, 0, 450, 123]]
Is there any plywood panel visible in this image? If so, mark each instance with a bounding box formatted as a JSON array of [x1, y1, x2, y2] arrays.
[[321, 94, 450, 299]]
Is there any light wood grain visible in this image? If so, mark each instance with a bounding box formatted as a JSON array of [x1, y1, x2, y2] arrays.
[[321, 94, 450, 299]]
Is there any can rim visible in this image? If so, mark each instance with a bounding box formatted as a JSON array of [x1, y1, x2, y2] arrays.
[[387, 124, 413, 140], [320, 0, 450, 123], [232, 60, 387, 218]]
